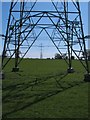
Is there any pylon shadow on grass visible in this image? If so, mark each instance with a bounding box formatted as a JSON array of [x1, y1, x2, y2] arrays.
[[3, 81, 85, 118], [2, 71, 66, 102], [3, 72, 85, 118]]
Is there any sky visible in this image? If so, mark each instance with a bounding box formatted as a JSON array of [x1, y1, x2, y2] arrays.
[[0, 1, 89, 58]]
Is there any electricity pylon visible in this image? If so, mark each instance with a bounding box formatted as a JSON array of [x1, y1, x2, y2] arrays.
[[2, 0, 90, 81]]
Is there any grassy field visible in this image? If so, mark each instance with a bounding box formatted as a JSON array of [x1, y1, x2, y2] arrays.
[[2, 59, 90, 119]]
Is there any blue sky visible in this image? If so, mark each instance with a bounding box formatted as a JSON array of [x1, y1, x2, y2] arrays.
[[0, 1, 89, 58]]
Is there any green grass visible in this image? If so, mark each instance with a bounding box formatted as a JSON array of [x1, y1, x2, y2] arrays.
[[2, 59, 89, 119]]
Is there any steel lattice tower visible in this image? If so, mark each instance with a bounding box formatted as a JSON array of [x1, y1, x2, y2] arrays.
[[2, 0, 90, 81]]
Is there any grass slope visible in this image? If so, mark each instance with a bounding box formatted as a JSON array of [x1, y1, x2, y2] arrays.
[[2, 59, 89, 118]]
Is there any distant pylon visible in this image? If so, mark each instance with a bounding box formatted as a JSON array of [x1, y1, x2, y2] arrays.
[[40, 43, 43, 59]]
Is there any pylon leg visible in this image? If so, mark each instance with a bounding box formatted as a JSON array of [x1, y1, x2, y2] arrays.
[[0, 71, 5, 79], [67, 67, 75, 73], [12, 67, 19, 72], [84, 73, 90, 82]]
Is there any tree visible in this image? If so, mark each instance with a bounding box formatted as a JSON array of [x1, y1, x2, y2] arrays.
[[62, 53, 67, 59], [71, 56, 75, 60], [55, 53, 62, 59], [82, 49, 90, 60]]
